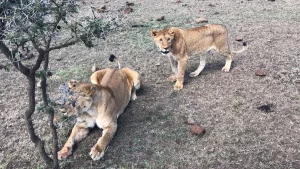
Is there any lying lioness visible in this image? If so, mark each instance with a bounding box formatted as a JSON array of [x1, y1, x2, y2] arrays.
[[151, 24, 247, 90], [58, 55, 140, 161]]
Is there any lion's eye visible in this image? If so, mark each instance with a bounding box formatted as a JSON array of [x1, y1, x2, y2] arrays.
[[160, 39, 162, 42], [167, 38, 170, 41]]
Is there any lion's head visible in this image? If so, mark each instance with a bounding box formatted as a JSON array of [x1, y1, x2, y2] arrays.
[[68, 80, 97, 97], [151, 27, 176, 55], [75, 95, 93, 114]]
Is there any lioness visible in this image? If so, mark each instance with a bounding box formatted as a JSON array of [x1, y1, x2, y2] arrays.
[[151, 24, 247, 90], [58, 55, 140, 161]]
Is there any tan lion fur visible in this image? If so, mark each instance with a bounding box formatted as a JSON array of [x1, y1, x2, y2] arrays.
[[151, 24, 247, 90], [58, 57, 140, 161]]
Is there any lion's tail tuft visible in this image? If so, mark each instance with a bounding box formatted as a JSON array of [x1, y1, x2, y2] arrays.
[[232, 42, 248, 54], [109, 54, 121, 69]]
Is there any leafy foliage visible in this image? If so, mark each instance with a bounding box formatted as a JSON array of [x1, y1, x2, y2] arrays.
[[0, 0, 111, 63]]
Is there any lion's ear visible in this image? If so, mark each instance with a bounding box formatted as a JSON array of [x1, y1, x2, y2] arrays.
[[68, 79, 78, 89], [151, 30, 158, 37], [168, 27, 176, 36]]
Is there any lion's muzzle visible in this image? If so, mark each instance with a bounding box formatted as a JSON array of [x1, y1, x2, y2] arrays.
[[160, 48, 170, 55]]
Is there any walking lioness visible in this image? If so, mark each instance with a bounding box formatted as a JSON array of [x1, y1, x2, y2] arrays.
[[151, 24, 247, 90], [58, 55, 140, 161]]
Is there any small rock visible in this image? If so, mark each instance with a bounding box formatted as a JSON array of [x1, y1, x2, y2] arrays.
[[208, 3, 216, 7], [242, 42, 247, 46], [235, 38, 243, 42], [258, 104, 273, 113], [182, 3, 188, 6], [124, 7, 133, 14], [255, 69, 266, 76], [214, 12, 220, 15], [195, 17, 208, 24], [186, 117, 195, 125], [175, 0, 182, 3], [155, 62, 161, 66], [0, 64, 3, 70], [267, 0, 275, 1], [126, 1, 134, 6], [156, 16, 165, 21], [91, 65, 99, 72], [190, 124, 205, 135]]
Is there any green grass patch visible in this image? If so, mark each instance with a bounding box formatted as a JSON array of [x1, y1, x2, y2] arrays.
[[0, 161, 9, 169], [54, 65, 91, 81]]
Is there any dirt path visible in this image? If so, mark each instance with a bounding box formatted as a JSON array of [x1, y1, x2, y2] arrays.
[[1, 0, 299, 168]]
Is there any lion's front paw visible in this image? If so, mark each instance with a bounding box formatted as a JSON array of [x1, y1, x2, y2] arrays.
[[174, 82, 183, 90], [221, 66, 230, 72], [167, 75, 177, 82], [89, 144, 105, 161], [58, 147, 72, 160]]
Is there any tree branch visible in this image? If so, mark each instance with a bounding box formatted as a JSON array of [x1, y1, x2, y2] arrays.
[[45, 11, 65, 49], [31, 52, 45, 73], [27, 30, 44, 54], [25, 75, 53, 167], [46, 38, 79, 52], [41, 52, 59, 169], [0, 41, 31, 75]]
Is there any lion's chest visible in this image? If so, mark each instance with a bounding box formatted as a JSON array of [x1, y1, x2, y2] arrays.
[[96, 119, 103, 129], [167, 53, 178, 61], [95, 114, 114, 129]]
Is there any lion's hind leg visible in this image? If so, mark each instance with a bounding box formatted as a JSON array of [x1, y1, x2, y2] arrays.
[[219, 47, 232, 72], [90, 69, 109, 85], [121, 68, 140, 100], [214, 34, 232, 72], [189, 55, 207, 77]]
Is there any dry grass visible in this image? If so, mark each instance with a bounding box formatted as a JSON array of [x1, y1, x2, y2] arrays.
[[0, 0, 300, 168]]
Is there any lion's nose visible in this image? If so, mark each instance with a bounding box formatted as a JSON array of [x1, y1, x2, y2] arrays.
[[163, 47, 168, 50]]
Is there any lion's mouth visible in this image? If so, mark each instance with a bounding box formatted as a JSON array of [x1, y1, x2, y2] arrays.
[[161, 51, 170, 54]]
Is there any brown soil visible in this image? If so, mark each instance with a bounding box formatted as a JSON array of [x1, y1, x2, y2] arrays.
[[0, 0, 299, 168]]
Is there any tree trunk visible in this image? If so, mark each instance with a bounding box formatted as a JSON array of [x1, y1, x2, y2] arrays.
[[25, 74, 54, 168], [41, 53, 59, 169]]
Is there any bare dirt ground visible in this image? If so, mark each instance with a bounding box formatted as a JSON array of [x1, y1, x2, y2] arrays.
[[1, 0, 300, 168]]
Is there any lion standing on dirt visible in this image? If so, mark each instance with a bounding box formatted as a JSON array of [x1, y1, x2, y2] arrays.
[[151, 24, 247, 90]]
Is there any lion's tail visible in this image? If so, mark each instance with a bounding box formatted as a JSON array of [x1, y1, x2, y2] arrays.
[[109, 54, 121, 69], [232, 42, 248, 54]]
